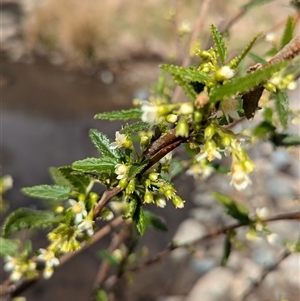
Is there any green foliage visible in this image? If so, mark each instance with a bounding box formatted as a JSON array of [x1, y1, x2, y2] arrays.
[[144, 210, 168, 232], [160, 64, 209, 83], [133, 204, 146, 235], [270, 133, 300, 147], [72, 157, 117, 173], [280, 16, 294, 50], [210, 62, 287, 102], [273, 89, 289, 129], [123, 198, 138, 219], [173, 74, 198, 100], [253, 121, 276, 136], [94, 108, 142, 120], [89, 129, 124, 159], [210, 24, 228, 64], [229, 33, 262, 69], [22, 185, 71, 201], [128, 163, 148, 179], [120, 121, 150, 135], [2, 208, 65, 237], [49, 167, 74, 188], [221, 231, 233, 266], [0, 237, 19, 256], [247, 52, 267, 65], [212, 192, 251, 224]]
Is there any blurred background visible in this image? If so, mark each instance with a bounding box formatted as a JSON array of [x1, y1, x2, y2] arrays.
[[1, 0, 299, 301]]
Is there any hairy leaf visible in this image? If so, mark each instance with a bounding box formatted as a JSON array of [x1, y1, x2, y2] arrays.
[[212, 192, 251, 224], [94, 108, 142, 120], [229, 33, 262, 69], [119, 121, 150, 135], [22, 185, 71, 201], [274, 89, 289, 129], [280, 16, 294, 50], [221, 232, 232, 266], [58, 167, 91, 194], [2, 209, 65, 237], [248, 52, 267, 65], [0, 237, 19, 256], [173, 74, 197, 100], [89, 129, 123, 159], [160, 64, 209, 83], [98, 250, 120, 267], [253, 121, 276, 136], [144, 210, 168, 232], [133, 205, 146, 235], [49, 167, 73, 188], [123, 198, 138, 219], [72, 157, 117, 173], [242, 0, 275, 10], [210, 24, 228, 64], [127, 162, 148, 179], [210, 62, 286, 102]]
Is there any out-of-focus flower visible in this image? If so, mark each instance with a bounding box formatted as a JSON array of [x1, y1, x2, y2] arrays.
[[229, 162, 252, 191], [220, 98, 240, 122], [77, 218, 94, 236], [37, 249, 59, 268], [186, 162, 214, 179], [256, 207, 269, 219], [178, 20, 192, 35], [140, 101, 159, 123]]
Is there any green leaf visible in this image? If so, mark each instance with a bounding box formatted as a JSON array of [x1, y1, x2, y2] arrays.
[[49, 167, 73, 188], [0, 237, 19, 256], [280, 16, 294, 50], [221, 232, 232, 266], [119, 121, 150, 135], [173, 74, 197, 100], [210, 24, 228, 64], [96, 289, 108, 301], [210, 62, 286, 102], [212, 192, 251, 224], [127, 162, 148, 179], [72, 157, 117, 173], [58, 167, 91, 194], [144, 210, 168, 232], [2, 209, 65, 237], [133, 205, 146, 235], [242, 0, 275, 10], [160, 64, 209, 83], [22, 185, 71, 201], [89, 129, 123, 159], [253, 121, 276, 136], [270, 133, 300, 147], [229, 33, 262, 69], [274, 89, 289, 129], [123, 198, 138, 219], [98, 250, 120, 267], [248, 52, 267, 65], [94, 108, 142, 120]]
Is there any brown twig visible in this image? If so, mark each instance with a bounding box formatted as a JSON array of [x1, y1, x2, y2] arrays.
[[127, 211, 300, 274]]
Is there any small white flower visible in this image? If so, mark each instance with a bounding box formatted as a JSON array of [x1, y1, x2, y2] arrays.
[[1, 175, 13, 191], [43, 266, 55, 279], [186, 163, 214, 180], [77, 219, 94, 236], [178, 20, 192, 35], [156, 197, 167, 208], [219, 66, 235, 80], [229, 163, 252, 191], [3, 256, 18, 272], [37, 249, 59, 268], [110, 131, 127, 149], [10, 270, 23, 282], [255, 207, 269, 219], [196, 149, 222, 162], [179, 102, 193, 115], [141, 101, 159, 123], [69, 199, 87, 223], [115, 164, 128, 180], [265, 32, 277, 44], [287, 81, 297, 90]]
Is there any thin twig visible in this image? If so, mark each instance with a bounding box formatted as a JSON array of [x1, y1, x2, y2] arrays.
[[239, 249, 291, 301], [127, 211, 300, 274]]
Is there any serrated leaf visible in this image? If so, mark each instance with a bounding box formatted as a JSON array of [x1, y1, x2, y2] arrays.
[[210, 24, 228, 64], [210, 62, 286, 102], [242, 0, 275, 10], [253, 121, 276, 136], [89, 129, 124, 159], [127, 162, 148, 179], [94, 108, 142, 120], [280, 16, 294, 50], [119, 121, 150, 135], [160, 64, 209, 83], [72, 157, 117, 173], [144, 210, 168, 232], [123, 198, 138, 219], [49, 167, 73, 188], [173, 74, 197, 100], [274, 89, 289, 129], [98, 250, 120, 267], [58, 167, 91, 194], [0, 237, 19, 256], [2, 209, 65, 237], [133, 205, 146, 235], [212, 192, 251, 224], [22, 185, 71, 201], [229, 33, 262, 69], [248, 52, 267, 65]]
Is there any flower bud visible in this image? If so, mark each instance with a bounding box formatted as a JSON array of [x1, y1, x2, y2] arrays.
[[126, 178, 136, 194], [172, 195, 185, 208], [166, 114, 178, 124], [264, 82, 277, 93], [118, 178, 128, 189], [204, 124, 215, 139], [175, 118, 189, 137], [198, 50, 211, 59], [179, 102, 194, 115], [148, 172, 159, 182], [144, 190, 154, 204], [140, 135, 150, 148], [222, 135, 231, 147], [215, 66, 235, 81]]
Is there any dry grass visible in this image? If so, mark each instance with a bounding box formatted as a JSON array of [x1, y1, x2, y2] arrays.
[[22, 0, 296, 66]]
